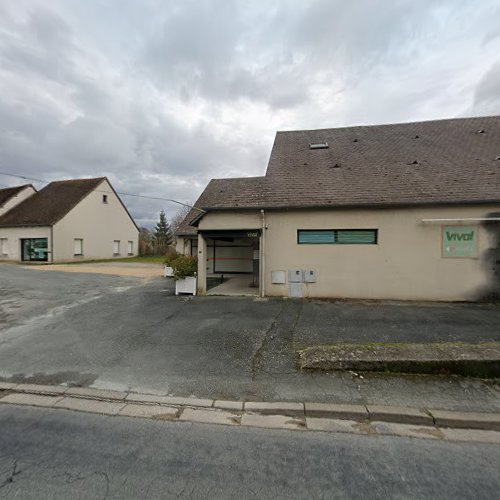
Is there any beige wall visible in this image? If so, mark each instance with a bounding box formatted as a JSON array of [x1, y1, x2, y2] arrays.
[[52, 179, 139, 262], [0, 226, 51, 261], [198, 205, 500, 301], [198, 211, 262, 231], [0, 186, 36, 217]]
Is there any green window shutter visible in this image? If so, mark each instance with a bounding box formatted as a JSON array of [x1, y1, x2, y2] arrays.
[[336, 230, 377, 244], [298, 230, 336, 244]]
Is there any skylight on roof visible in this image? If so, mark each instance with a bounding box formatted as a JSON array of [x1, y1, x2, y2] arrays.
[[309, 142, 329, 149]]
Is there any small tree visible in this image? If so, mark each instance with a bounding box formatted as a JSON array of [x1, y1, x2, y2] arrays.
[[139, 227, 154, 256], [171, 203, 192, 246], [154, 210, 173, 254]]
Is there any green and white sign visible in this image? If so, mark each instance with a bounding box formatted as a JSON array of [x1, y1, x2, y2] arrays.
[[442, 226, 478, 258]]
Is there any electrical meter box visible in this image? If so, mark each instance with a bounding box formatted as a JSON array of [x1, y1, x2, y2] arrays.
[[288, 269, 303, 283], [303, 269, 317, 283]]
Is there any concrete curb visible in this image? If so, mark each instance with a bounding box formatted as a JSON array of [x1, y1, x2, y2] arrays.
[[298, 342, 500, 378], [1, 383, 499, 440]]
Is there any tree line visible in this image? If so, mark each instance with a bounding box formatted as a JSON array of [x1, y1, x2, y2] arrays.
[[139, 205, 190, 256]]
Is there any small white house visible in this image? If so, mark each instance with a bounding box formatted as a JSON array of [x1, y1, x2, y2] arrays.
[[0, 177, 139, 262]]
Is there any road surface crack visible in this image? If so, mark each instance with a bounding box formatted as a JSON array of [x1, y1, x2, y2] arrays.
[[250, 302, 286, 380], [0, 459, 22, 489]]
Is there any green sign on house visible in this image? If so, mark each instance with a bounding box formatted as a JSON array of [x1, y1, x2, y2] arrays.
[[442, 226, 478, 258]]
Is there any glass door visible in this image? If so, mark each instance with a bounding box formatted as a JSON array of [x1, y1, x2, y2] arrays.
[[21, 238, 49, 262]]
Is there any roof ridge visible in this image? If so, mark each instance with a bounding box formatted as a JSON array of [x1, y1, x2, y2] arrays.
[[276, 114, 500, 135], [209, 176, 265, 182], [47, 176, 107, 185]]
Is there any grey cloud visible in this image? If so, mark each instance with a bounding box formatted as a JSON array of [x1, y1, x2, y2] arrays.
[[1, 0, 500, 227], [473, 59, 500, 111]]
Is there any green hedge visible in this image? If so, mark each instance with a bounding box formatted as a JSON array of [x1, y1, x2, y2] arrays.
[[170, 255, 198, 280]]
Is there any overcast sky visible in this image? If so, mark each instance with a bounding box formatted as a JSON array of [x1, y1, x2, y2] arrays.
[[1, 0, 500, 226]]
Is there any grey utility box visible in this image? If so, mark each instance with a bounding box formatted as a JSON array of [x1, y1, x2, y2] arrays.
[[271, 270, 286, 284], [289, 282, 304, 298], [304, 269, 317, 283], [288, 269, 303, 283]]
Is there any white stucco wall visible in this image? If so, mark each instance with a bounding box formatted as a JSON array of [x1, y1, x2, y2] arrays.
[[0, 186, 36, 217], [52, 179, 139, 262], [197, 205, 500, 301], [0, 226, 51, 261]]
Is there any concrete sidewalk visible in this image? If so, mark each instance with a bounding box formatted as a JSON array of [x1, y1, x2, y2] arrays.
[[1, 383, 499, 444]]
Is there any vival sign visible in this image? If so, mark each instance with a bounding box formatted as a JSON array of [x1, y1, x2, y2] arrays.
[[442, 226, 478, 258]]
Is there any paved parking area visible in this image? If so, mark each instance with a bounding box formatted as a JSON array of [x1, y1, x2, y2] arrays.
[[1, 264, 500, 411]]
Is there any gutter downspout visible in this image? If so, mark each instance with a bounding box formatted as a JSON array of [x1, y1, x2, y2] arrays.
[[260, 209, 266, 298], [50, 225, 54, 263]]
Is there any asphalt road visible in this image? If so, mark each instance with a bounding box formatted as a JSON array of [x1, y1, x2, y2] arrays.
[[1, 264, 500, 410], [0, 405, 499, 499]]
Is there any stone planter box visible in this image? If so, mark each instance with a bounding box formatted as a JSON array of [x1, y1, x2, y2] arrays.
[[164, 265, 174, 278], [175, 276, 197, 295]]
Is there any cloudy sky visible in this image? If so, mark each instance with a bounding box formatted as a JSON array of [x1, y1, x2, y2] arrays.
[[1, 0, 500, 226]]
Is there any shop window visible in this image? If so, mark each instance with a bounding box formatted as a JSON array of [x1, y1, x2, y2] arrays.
[[298, 229, 378, 244]]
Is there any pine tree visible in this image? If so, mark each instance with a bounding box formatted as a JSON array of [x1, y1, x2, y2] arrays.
[[154, 210, 173, 247]]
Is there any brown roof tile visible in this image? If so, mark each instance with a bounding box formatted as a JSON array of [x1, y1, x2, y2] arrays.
[[0, 184, 34, 209], [0, 177, 105, 227], [176, 115, 500, 234], [175, 177, 265, 235]]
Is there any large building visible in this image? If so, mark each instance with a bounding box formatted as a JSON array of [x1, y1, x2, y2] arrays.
[[0, 177, 139, 262], [176, 116, 500, 301]]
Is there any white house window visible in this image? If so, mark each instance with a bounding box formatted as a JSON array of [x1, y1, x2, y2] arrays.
[[127, 241, 133, 255], [113, 240, 120, 255], [102, 194, 108, 204], [0, 238, 8, 256], [74, 238, 83, 256]]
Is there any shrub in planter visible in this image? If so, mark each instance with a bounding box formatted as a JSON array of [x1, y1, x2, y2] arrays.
[[171, 255, 198, 281], [163, 251, 180, 267]]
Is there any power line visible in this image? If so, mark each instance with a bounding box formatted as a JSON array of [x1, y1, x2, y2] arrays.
[[0, 171, 204, 213]]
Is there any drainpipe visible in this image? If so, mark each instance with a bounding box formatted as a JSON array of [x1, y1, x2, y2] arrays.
[[50, 226, 54, 263], [260, 209, 266, 298]]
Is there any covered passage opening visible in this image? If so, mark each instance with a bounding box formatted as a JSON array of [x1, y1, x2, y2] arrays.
[[199, 229, 261, 296]]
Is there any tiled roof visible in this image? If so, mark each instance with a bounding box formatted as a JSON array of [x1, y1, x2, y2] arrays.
[[0, 177, 105, 227], [175, 177, 265, 235], [0, 184, 34, 209], [176, 115, 500, 235]]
